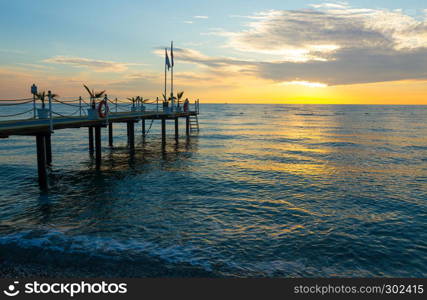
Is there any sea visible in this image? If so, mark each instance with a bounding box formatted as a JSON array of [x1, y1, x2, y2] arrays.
[[0, 103, 426, 277]]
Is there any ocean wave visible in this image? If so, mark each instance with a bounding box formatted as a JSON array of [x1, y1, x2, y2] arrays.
[[0, 229, 214, 272], [199, 134, 243, 140], [403, 145, 427, 151], [271, 137, 308, 143], [311, 141, 360, 148], [294, 113, 335, 117]]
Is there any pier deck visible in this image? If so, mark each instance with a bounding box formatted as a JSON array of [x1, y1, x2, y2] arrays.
[[0, 102, 200, 190], [0, 110, 197, 138]]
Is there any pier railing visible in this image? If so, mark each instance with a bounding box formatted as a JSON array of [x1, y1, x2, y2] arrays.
[[1, 94, 200, 190], [0, 94, 200, 125]]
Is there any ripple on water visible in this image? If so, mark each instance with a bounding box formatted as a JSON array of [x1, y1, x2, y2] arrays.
[[0, 104, 426, 277]]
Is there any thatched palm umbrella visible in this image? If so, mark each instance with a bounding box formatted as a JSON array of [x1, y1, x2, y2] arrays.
[[36, 91, 58, 109], [83, 84, 105, 109]]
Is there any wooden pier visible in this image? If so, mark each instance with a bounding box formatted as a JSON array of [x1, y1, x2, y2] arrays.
[[1, 42, 200, 191], [0, 104, 200, 190]]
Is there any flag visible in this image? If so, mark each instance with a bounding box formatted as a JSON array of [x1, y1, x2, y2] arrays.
[[165, 48, 171, 70], [171, 41, 174, 67]]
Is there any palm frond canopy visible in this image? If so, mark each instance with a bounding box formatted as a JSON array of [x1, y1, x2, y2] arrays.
[[83, 84, 105, 99], [177, 91, 184, 100], [36, 91, 46, 100], [83, 84, 94, 98], [36, 91, 58, 99], [95, 90, 105, 98]]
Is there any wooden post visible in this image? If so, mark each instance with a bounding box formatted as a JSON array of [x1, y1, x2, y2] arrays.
[[32, 92, 36, 119], [36, 134, 48, 190], [79, 96, 82, 116], [95, 126, 101, 169], [174, 118, 179, 140], [142, 119, 146, 138], [186, 116, 190, 136], [48, 91, 53, 133], [88, 126, 94, 156], [108, 122, 113, 147], [161, 118, 166, 145], [128, 122, 135, 149], [45, 133, 52, 165]]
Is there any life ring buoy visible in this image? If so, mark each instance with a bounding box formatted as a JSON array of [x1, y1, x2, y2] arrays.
[[97, 99, 109, 118]]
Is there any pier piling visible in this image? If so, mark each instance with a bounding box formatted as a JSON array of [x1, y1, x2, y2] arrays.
[[36, 134, 48, 190], [175, 118, 179, 140], [88, 127, 94, 156], [1, 106, 199, 191], [161, 118, 166, 145], [45, 133, 52, 165], [128, 122, 135, 149], [94, 126, 101, 169], [186, 116, 190, 136], [108, 122, 113, 147]]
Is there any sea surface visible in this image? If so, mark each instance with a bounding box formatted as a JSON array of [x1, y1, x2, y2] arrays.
[[0, 104, 426, 277]]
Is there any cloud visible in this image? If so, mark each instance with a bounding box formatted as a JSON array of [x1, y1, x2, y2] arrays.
[[0, 67, 94, 98], [0, 48, 26, 54], [310, 2, 349, 9], [184, 16, 208, 24], [221, 8, 427, 60], [203, 4, 427, 85], [257, 48, 427, 85], [44, 56, 131, 72], [154, 47, 252, 69], [16, 63, 54, 70], [154, 44, 427, 86]]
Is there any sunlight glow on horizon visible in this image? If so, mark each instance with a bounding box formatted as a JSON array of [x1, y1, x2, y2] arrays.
[[0, 0, 427, 105], [279, 81, 328, 88]]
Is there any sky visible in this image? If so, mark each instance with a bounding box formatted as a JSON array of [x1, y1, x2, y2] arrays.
[[1, 0, 427, 104]]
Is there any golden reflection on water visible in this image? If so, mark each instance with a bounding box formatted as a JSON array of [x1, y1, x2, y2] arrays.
[[201, 107, 427, 242], [219, 112, 339, 179], [1, 105, 427, 277]]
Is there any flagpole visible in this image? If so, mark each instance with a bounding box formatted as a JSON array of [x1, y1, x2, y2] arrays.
[[164, 48, 167, 108], [171, 41, 174, 112]]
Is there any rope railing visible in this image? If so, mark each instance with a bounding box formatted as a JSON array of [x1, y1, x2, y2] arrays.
[[0, 108, 34, 118], [0, 99, 34, 106], [51, 111, 69, 118], [107, 99, 130, 107], [52, 108, 82, 118], [52, 98, 82, 103], [0, 92, 200, 134], [81, 99, 90, 106], [0, 97, 33, 102], [53, 98, 87, 108]]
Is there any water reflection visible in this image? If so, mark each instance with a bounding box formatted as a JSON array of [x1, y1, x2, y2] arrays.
[[0, 105, 426, 277], [36, 192, 52, 224]]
